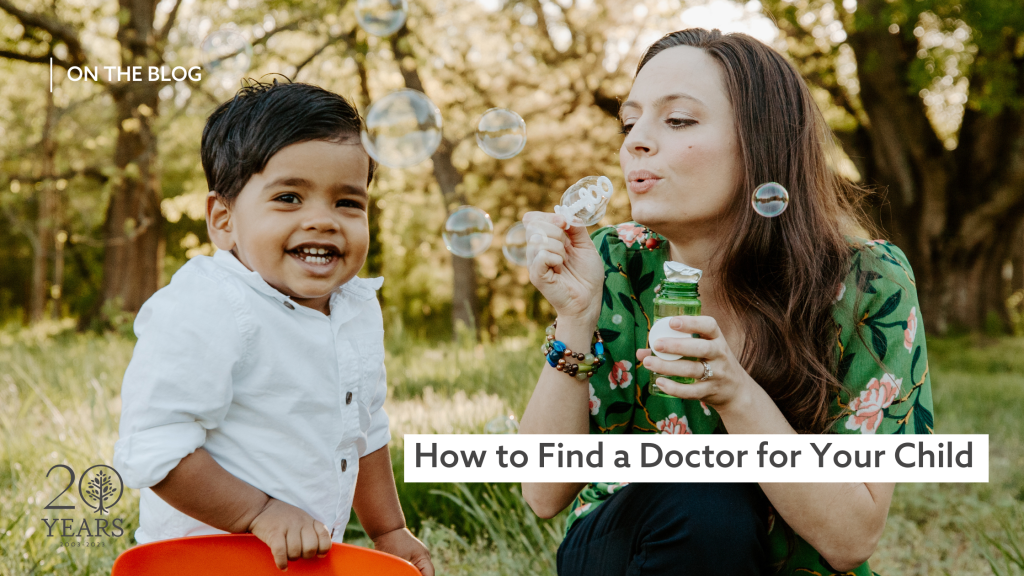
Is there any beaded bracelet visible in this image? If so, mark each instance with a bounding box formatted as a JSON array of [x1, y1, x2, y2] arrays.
[[541, 319, 607, 381]]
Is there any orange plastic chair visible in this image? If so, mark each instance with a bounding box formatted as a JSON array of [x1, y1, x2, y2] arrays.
[[110, 534, 421, 575]]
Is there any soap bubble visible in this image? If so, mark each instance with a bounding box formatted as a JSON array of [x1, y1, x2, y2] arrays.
[[554, 176, 614, 227], [476, 108, 527, 159], [200, 29, 253, 91], [751, 182, 790, 218], [361, 89, 443, 169], [443, 206, 493, 258], [356, 0, 408, 37], [502, 222, 528, 266], [485, 414, 519, 434]]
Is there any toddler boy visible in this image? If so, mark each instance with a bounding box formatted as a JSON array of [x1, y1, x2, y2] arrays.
[[113, 80, 432, 574]]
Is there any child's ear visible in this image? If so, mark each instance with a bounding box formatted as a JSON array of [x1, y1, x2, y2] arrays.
[[206, 191, 235, 251]]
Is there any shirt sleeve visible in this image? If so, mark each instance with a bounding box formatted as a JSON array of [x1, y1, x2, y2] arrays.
[[363, 350, 391, 456], [357, 285, 391, 456], [832, 241, 934, 435], [113, 269, 248, 488]]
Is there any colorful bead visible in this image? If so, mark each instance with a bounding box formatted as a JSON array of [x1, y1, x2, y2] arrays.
[[542, 322, 604, 382]]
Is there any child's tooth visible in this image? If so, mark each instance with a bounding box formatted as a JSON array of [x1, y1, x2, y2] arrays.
[[317, 248, 326, 255]]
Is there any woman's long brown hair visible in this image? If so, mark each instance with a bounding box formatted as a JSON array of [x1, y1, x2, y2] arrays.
[[635, 29, 872, 435]]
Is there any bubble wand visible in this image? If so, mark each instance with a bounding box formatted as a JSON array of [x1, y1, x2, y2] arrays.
[[553, 176, 615, 229]]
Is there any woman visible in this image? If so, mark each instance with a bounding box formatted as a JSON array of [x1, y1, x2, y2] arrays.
[[519, 28, 934, 576]]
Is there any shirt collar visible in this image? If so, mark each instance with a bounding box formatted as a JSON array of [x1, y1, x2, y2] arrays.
[[211, 249, 382, 313]]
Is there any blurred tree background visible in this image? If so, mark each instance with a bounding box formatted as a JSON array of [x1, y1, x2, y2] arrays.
[[1, 0, 1022, 337]]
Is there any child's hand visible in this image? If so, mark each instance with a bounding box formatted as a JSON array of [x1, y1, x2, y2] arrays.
[[373, 527, 434, 576], [247, 498, 333, 570]]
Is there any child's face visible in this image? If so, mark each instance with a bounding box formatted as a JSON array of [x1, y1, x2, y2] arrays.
[[207, 139, 371, 314]]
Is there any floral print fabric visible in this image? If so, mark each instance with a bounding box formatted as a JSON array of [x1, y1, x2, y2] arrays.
[[562, 223, 934, 576]]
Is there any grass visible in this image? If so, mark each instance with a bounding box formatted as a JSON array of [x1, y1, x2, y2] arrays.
[[0, 321, 1021, 575]]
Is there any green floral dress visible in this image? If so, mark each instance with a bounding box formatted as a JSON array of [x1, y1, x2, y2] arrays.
[[564, 222, 934, 576]]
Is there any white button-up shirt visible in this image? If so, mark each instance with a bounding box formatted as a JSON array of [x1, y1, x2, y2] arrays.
[[113, 250, 390, 545]]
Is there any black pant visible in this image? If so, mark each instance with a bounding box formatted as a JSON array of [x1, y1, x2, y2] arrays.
[[556, 483, 771, 576]]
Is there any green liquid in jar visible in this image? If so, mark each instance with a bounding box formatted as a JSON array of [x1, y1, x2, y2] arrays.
[[648, 281, 702, 398]]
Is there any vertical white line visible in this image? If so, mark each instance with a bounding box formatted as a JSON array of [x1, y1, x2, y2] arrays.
[[50, 57, 53, 92]]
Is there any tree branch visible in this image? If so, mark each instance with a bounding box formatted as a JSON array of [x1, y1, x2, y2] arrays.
[[293, 30, 353, 77], [0, 0, 86, 65], [0, 48, 72, 69], [252, 20, 302, 47], [6, 166, 109, 184], [156, 0, 184, 43]]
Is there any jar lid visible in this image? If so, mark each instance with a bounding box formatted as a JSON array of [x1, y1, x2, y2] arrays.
[[648, 317, 692, 361], [664, 261, 702, 283]]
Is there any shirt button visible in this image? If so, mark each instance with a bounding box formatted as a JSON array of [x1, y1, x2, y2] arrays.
[[341, 459, 347, 472], [283, 301, 295, 310], [345, 391, 353, 405]]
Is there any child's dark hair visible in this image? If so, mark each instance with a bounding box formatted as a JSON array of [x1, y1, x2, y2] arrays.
[[201, 77, 376, 203]]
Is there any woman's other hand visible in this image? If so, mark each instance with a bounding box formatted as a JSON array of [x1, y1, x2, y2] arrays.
[[523, 211, 604, 322], [637, 315, 755, 413]]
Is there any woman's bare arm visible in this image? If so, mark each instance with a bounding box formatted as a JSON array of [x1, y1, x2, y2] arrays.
[[519, 211, 607, 518], [519, 317, 597, 518]]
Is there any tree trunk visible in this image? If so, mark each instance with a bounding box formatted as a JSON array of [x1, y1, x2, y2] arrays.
[[99, 0, 164, 314], [389, 29, 479, 337], [355, 44, 385, 311], [30, 88, 58, 323], [1011, 223, 1024, 293], [52, 229, 65, 320], [841, 2, 1024, 334]]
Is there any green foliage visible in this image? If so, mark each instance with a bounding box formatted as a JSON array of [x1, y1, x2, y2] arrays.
[[427, 483, 564, 574], [975, 505, 1024, 576], [3, 328, 1024, 574], [2, 0, 641, 334]]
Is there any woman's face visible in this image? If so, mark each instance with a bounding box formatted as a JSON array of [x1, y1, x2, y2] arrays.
[[619, 45, 743, 238]]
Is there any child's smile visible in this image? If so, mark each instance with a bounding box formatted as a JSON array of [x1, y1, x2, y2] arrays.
[[207, 139, 372, 315], [288, 243, 341, 270]]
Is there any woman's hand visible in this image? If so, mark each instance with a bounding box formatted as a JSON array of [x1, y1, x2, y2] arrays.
[[523, 211, 605, 322], [637, 315, 754, 412]]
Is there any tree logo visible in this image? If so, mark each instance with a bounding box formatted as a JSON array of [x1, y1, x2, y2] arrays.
[[78, 465, 123, 514]]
